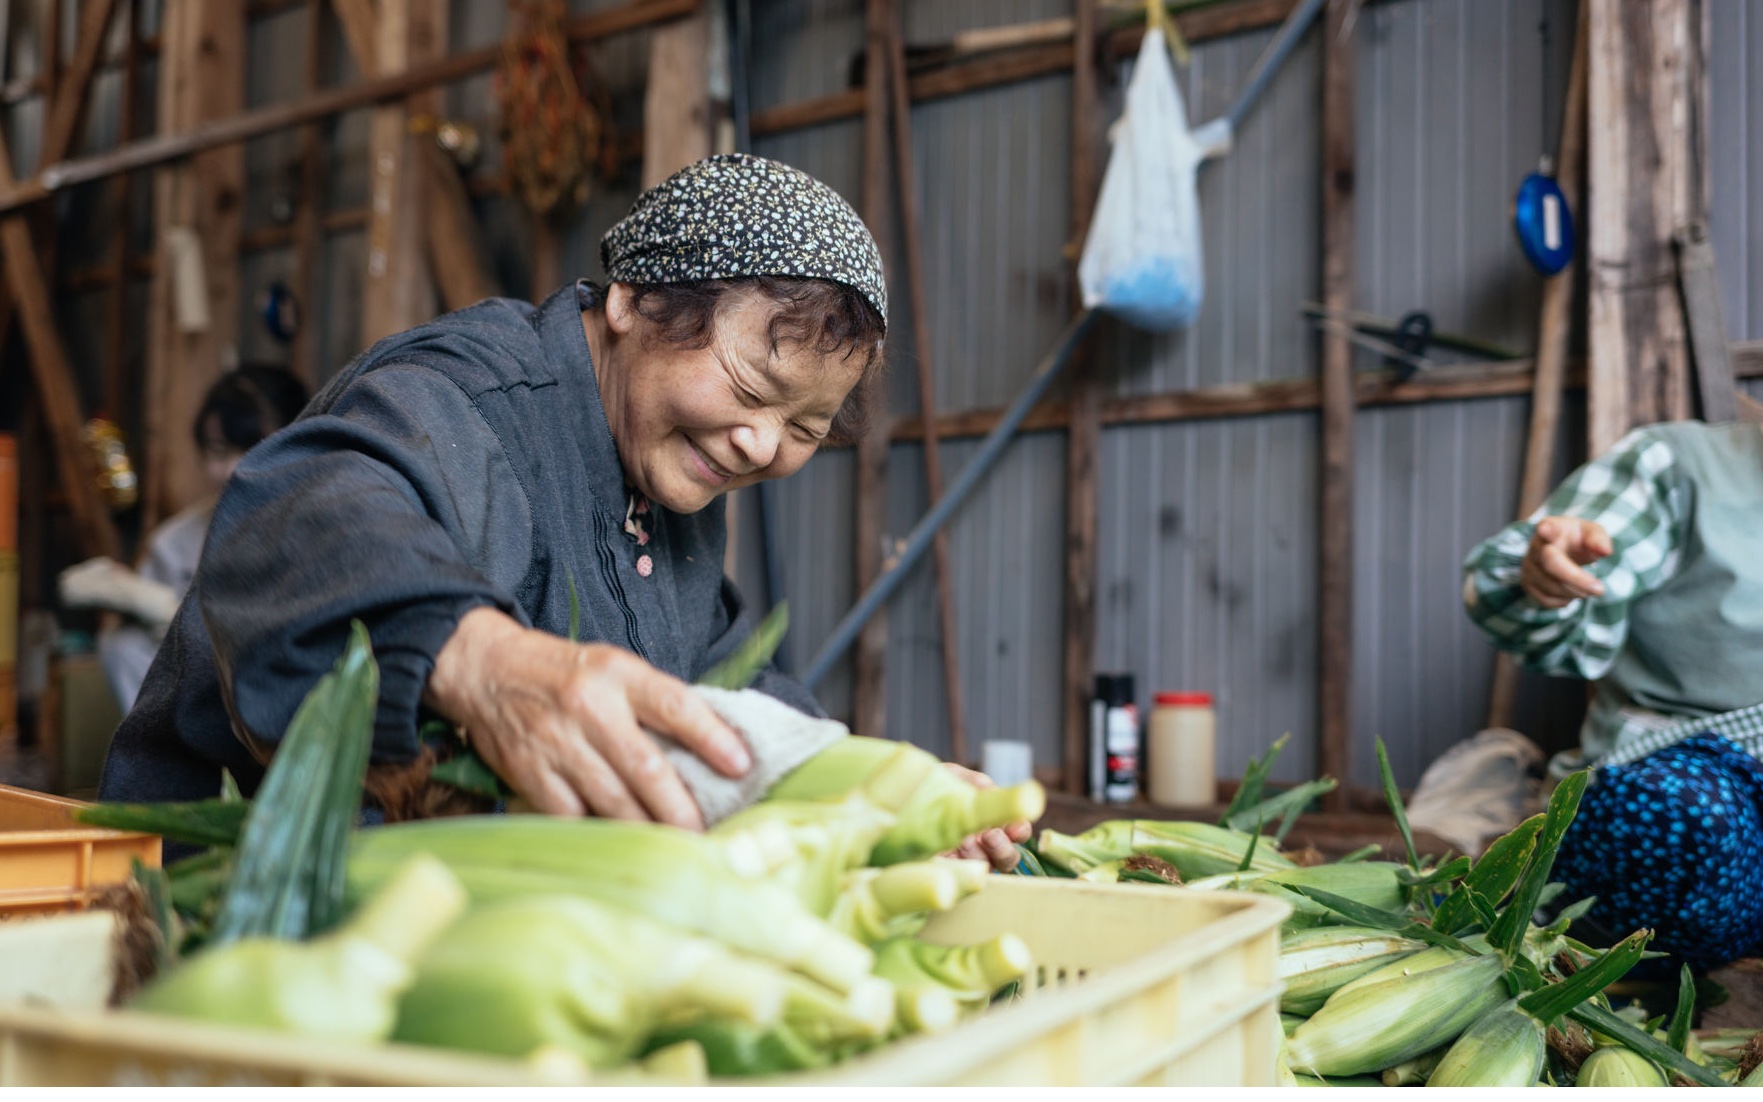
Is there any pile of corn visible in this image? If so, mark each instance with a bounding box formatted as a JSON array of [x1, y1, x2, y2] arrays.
[[81, 626, 1048, 1083], [1021, 741, 1761, 1088]]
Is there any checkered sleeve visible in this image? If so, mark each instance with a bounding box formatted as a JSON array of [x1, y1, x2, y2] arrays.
[[1462, 427, 1688, 680]]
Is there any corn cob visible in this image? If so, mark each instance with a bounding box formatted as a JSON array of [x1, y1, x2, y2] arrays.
[[770, 736, 1046, 865], [133, 853, 464, 1042], [711, 793, 898, 915], [1276, 925, 1426, 1015], [1284, 951, 1506, 1077], [870, 934, 1033, 1014], [391, 892, 809, 1066], [347, 816, 875, 995], [1038, 819, 1295, 879], [1326, 933, 1490, 998], [1190, 862, 1406, 931], [1425, 997, 1547, 1087], [826, 859, 988, 943], [1576, 1045, 1669, 1087]]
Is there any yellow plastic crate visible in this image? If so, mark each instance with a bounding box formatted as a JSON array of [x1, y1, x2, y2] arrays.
[[0, 783, 161, 919], [0, 877, 1287, 1087]]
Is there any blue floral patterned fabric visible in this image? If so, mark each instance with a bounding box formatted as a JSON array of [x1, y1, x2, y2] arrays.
[[1554, 734, 1763, 974]]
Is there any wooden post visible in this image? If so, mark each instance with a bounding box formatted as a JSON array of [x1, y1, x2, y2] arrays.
[[884, 12, 968, 766], [142, 0, 244, 531], [1585, 0, 1694, 455], [348, 0, 444, 344], [642, 7, 711, 188], [103, 0, 142, 421], [1317, 0, 1355, 810], [0, 136, 119, 561], [854, 0, 893, 738], [289, 0, 328, 387], [1062, 0, 1102, 794], [1487, 0, 1588, 731], [0, 0, 126, 561]]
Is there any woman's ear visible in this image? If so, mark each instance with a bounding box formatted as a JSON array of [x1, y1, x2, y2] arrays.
[[603, 282, 638, 336]]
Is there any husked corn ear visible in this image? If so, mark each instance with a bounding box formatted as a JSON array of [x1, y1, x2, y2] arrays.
[[1424, 997, 1546, 1087], [1577, 1045, 1668, 1087], [1284, 952, 1506, 1077], [1277, 925, 1426, 1015]]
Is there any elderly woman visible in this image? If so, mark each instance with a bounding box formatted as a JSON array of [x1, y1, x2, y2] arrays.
[[100, 154, 1024, 869]]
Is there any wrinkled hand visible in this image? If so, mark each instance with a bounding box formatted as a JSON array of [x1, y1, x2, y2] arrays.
[[1520, 516, 1613, 608], [941, 762, 1034, 873], [423, 606, 752, 830]]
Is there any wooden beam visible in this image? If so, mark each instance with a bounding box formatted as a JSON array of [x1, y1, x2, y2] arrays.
[[1062, 0, 1102, 796], [854, 0, 893, 740], [0, 134, 119, 560], [40, 0, 119, 166], [289, 0, 328, 387], [419, 139, 499, 312], [356, 0, 443, 344], [0, 0, 701, 215], [142, 0, 244, 530], [885, 8, 967, 766], [884, 347, 1763, 445], [642, 7, 712, 188], [1316, 0, 1356, 810], [0, 0, 128, 561], [749, 0, 1300, 140], [102, 0, 142, 424], [1489, 0, 1588, 731], [1586, 0, 1694, 455]]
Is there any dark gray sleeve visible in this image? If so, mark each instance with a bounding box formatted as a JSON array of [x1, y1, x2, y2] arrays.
[[701, 576, 828, 720], [199, 365, 533, 761]]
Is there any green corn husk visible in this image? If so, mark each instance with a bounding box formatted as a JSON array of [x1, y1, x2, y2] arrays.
[[1276, 925, 1426, 1015], [1189, 862, 1405, 932], [1281, 1013, 1307, 1037], [346, 816, 875, 996], [391, 893, 810, 1067], [1038, 819, 1293, 879], [770, 736, 1046, 866], [1577, 1045, 1669, 1087], [870, 934, 1033, 1013], [133, 853, 464, 1042], [827, 859, 988, 944], [1290, 1073, 1387, 1087], [1284, 952, 1506, 1077], [1742, 1060, 1763, 1088], [1425, 997, 1547, 1087], [711, 793, 898, 916]]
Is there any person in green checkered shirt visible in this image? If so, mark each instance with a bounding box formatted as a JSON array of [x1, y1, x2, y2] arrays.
[[1463, 417, 1763, 973]]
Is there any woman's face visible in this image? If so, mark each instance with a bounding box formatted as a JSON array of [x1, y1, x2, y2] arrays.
[[197, 413, 248, 492], [597, 283, 866, 515]]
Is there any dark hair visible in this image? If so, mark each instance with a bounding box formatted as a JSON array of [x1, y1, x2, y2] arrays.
[[193, 364, 311, 451], [620, 276, 886, 446]]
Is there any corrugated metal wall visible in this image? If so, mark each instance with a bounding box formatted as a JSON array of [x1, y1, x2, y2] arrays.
[[14, 0, 1762, 787]]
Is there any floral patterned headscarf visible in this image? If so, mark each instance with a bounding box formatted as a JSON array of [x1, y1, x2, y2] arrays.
[[599, 153, 887, 331]]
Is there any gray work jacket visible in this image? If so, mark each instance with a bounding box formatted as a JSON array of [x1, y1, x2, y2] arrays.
[[99, 282, 817, 803]]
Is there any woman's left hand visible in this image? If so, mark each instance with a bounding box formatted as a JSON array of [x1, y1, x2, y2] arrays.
[[942, 762, 1034, 873]]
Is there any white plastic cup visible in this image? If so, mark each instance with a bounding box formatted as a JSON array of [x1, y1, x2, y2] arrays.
[[981, 739, 1034, 788]]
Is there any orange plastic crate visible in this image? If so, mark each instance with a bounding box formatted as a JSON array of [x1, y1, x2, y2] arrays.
[[0, 783, 161, 918]]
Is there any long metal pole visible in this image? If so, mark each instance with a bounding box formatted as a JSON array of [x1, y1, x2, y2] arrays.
[[802, 309, 1096, 689]]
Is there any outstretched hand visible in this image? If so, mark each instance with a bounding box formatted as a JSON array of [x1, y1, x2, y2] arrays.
[[423, 606, 752, 830], [1519, 516, 1613, 608], [941, 762, 1035, 873]]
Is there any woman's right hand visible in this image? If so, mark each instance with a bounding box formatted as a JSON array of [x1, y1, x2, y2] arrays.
[[1519, 516, 1613, 608], [422, 606, 752, 830]]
